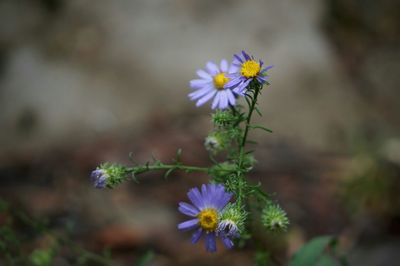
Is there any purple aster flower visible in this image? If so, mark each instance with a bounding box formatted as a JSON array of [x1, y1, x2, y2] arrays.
[[90, 169, 108, 188], [189, 60, 238, 110], [177, 183, 234, 252], [224, 50, 273, 95]]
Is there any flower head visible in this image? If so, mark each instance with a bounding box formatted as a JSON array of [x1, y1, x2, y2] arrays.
[[90, 163, 127, 189], [224, 50, 273, 95], [216, 203, 247, 249], [189, 60, 238, 110], [90, 169, 108, 189], [178, 183, 234, 252]]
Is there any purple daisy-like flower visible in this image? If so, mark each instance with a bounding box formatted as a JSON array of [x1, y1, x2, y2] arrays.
[[189, 60, 238, 110], [177, 183, 233, 252], [224, 50, 273, 95], [90, 169, 108, 189]]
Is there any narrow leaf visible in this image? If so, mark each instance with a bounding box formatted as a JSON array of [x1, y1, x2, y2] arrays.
[[289, 236, 335, 266]]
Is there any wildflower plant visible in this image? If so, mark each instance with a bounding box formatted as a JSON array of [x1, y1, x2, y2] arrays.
[[91, 50, 289, 253]]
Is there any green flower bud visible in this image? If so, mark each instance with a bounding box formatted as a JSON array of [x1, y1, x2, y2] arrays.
[[261, 203, 289, 232], [212, 110, 236, 127], [204, 133, 225, 153]]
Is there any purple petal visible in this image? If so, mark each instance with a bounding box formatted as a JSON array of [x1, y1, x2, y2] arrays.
[[189, 85, 213, 100], [211, 91, 222, 109], [191, 228, 203, 244], [226, 89, 236, 105], [228, 64, 240, 74], [196, 69, 212, 80], [201, 184, 210, 207], [205, 232, 217, 252], [190, 79, 211, 89], [206, 61, 219, 75], [196, 90, 216, 107], [224, 76, 242, 89], [178, 219, 199, 231], [242, 50, 251, 61], [233, 78, 251, 94], [261, 65, 274, 74], [222, 236, 234, 249], [233, 54, 243, 63], [256, 76, 268, 84], [219, 92, 229, 109], [187, 187, 205, 209], [178, 202, 199, 217], [220, 59, 228, 72]]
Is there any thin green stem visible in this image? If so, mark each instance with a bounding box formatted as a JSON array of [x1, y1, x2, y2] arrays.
[[239, 83, 261, 168], [128, 164, 209, 175]]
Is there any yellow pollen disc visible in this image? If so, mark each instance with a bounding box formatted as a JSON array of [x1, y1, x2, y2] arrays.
[[213, 73, 230, 90], [240, 60, 261, 78], [197, 208, 218, 231]]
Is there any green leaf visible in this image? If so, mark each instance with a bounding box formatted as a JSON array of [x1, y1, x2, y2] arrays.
[[133, 250, 155, 266], [316, 255, 339, 266], [255, 106, 263, 117], [249, 124, 273, 133], [289, 236, 334, 266], [164, 168, 175, 179]]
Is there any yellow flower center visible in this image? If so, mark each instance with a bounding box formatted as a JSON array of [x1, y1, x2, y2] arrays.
[[240, 60, 261, 78], [197, 208, 218, 231], [213, 73, 229, 90]]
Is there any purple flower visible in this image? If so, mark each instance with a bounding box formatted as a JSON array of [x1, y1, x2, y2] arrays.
[[189, 60, 238, 110], [224, 50, 273, 95], [90, 169, 108, 188], [177, 183, 233, 252]]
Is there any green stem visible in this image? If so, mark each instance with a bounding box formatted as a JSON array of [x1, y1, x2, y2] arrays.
[[128, 164, 209, 175], [239, 82, 261, 168], [235, 82, 262, 204]]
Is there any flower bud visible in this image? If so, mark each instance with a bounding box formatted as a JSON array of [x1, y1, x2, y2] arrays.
[[261, 203, 289, 232], [217, 203, 247, 238], [90, 163, 127, 189]]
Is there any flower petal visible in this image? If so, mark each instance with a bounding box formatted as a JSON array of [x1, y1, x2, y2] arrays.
[[218, 91, 229, 109], [178, 219, 199, 231], [178, 202, 199, 217], [187, 187, 205, 209], [191, 228, 203, 244], [196, 90, 216, 107], [190, 79, 211, 89], [205, 232, 217, 252], [226, 89, 236, 106], [221, 236, 234, 249], [261, 65, 274, 74], [220, 59, 228, 72], [242, 50, 251, 61], [206, 61, 219, 76], [211, 91, 222, 109], [233, 54, 243, 64], [196, 69, 212, 80], [189, 85, 213, 100], [224, 76, 242, 89]]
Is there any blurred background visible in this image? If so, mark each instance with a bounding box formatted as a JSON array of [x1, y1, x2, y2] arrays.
[[0, 0, 399, 265]]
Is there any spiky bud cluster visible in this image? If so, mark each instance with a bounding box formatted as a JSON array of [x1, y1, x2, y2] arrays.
[[261, 203, 289, 232]]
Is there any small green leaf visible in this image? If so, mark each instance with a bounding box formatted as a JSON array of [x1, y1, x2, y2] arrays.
[[249, 124, 273, 133], [133, 250, 155, 266], [164, 168, 175, 178], [289, 236, 334, 266], [255, 106, 263, 117]]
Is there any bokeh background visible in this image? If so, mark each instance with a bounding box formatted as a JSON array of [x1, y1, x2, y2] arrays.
[[0, 0, 399, 265]]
